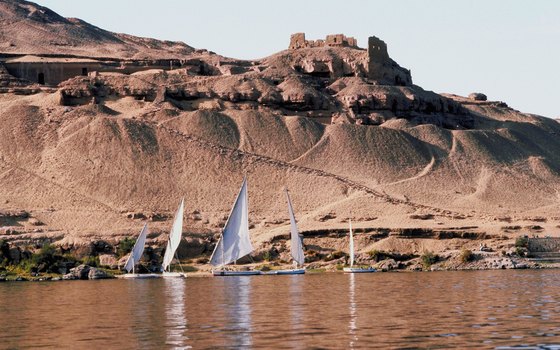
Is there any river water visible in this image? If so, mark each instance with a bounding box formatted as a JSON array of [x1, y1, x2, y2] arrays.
[[1, 270, 560, 349]]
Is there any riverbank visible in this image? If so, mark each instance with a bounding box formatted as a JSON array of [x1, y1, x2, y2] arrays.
[[1, 252, 557, 282], [2, 228, 556, 282]]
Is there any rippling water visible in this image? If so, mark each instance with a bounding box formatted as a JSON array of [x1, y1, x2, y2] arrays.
[[2, 270, 560, 349]]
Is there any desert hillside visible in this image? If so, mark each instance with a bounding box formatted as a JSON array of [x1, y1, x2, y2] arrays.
[[0, 0, 193, 59], [0, 1, 559, 260]]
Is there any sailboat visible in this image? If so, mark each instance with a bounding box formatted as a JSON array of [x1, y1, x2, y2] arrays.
[[210, 177, 261, 276], [265, 188, 305, 275], [122, 223, 161, 279], [343, 218, 376, 273], [161, 198, 187, 278]]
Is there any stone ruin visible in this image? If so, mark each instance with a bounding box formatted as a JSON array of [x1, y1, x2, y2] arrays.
[[289, 33, 412, 86], [289, 33, 358, 50]]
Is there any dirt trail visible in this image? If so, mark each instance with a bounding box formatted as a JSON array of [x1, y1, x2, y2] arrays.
[[153, 119, 477, 221]]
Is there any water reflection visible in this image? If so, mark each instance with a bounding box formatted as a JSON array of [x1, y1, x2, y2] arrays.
[[223, 276, 253, 348], [289, 275, 304, 350], [6, 270, 560, 348], [163, 278, 189, 349], [127, 280, 161, 348], [348, 273, 357, 349]]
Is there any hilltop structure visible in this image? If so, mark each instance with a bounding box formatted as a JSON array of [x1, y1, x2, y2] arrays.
[[289, 33, 359, 49], [288, 33, 412, 86]]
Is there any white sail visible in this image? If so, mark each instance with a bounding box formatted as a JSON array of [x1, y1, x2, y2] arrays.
[[286, 189, 305, 266], [162, 198, 185, 271], [210, 178, 253, 267], [124, 223, 149, 273], [349, 219, 354, 267]]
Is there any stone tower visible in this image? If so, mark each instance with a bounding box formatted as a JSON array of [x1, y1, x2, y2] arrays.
[[367, 35, 411, 86]]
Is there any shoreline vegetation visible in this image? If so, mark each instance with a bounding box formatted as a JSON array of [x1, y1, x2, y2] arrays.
[[0, 235, 552, 282]]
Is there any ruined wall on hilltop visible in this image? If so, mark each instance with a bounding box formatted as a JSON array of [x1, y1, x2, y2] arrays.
[[367, 36, 412, 86], [288, 33, 412, 85], [289, 33, 359, 50]]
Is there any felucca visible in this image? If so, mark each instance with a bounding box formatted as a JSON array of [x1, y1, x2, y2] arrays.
[[343, 218, 376, 273], [122, 223, 161, 279], [265, 188, 305, 275], [161, 198, 187, 278], [210, 177, 260, 276]]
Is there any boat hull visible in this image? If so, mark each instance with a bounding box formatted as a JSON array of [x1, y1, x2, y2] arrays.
[[264, 269, 306, 275], [343, 267, 377, 273], [212, 270, 262, 276], [120, 273, 162, 279], [162, 272, 187, 278]]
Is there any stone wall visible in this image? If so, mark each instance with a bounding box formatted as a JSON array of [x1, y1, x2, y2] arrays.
[[1, 58, 190, 86], [367, 35, 412, 86], [289, 33, 359, 50]]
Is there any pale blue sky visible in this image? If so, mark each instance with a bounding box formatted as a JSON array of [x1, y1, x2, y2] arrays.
[[35, 0, 559, 118]]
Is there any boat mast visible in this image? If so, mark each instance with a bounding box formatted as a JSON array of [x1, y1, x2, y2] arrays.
[[349, 218, 354, 268], [221, 236, 225, 270]]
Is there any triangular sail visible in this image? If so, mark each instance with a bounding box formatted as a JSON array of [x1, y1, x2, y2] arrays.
[[349, 219, 354, 267], [210, 178, 253, 267], [286, 189, 305, 266], [124, 223, 149, 273], [162, 198, 185, 271]]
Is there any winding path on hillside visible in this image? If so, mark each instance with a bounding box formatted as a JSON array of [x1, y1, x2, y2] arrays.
[[152, 117, 479, 221]]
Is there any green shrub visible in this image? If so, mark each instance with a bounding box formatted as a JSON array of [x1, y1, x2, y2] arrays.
[[459, 249, 474, 263], [255, 264, 271, 271], [515, 246, 526, 257], [24, 243, 76, 274], [183, 265, 198, 273], [421, 251, 439, 269], [515, 236, 528, 248], [325, 250, 346, 261], [117, 237, 136, 258], [81, 255, 99, 267], [262, 251, 271, 262], [30, 243, 57, 270]]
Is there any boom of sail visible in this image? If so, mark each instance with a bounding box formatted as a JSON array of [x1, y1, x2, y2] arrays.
[[210, 178, 253, 267], [124, 223, 149, 273]]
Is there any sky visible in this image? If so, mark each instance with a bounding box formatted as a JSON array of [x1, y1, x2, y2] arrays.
[[35, 0, 560, 118]]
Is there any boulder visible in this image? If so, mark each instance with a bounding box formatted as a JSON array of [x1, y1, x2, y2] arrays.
[[468, 92, 487, 101], [62, 273, 77, 280], [376, 258, 398, 271], [67, 264, 91, 280], [98, 254, 118, 268], [88, 267, 111, 279]]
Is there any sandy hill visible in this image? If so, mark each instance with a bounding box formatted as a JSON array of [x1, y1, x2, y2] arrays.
[[0, 3, 559, 256], [0, 0, 193, 59]]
